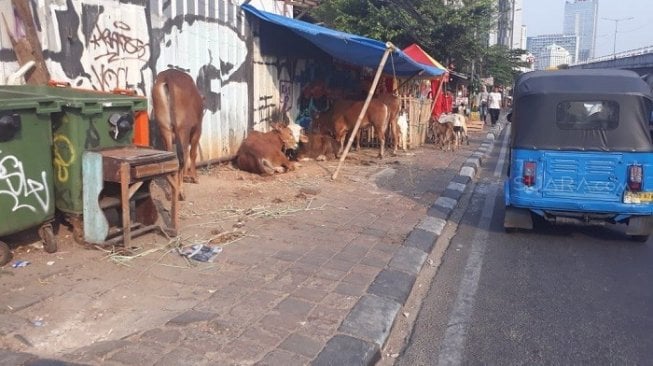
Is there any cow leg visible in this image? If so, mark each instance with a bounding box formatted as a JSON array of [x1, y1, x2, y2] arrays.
[[278, 151, 296, 172], [159, 128, 180, 202], [376, 127, 386, 159], [390, 120, 399, 155], [335, 127, 347, 157], [355, 129, 361, 151], [176, 128, 192, 184], [258, 158, 277, 176], [188, 125, 202, 183]]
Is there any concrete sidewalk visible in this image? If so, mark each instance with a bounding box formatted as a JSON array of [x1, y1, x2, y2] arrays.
[[1, 125, 500, 366]]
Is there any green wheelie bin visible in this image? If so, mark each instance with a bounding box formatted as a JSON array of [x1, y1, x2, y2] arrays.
[[20, 86, 148, 242], [0, 88, 62, 266]]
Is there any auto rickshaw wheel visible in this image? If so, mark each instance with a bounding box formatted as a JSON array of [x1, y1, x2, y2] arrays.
[[0, 241, 12, 266], [39, 224, 58, 254], [628, 234, 649, 243]]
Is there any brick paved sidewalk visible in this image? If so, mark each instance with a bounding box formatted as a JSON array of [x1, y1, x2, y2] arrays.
[[0, 126, 498, 366]]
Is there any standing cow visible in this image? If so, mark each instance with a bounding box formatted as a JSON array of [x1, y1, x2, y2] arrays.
[[315, 98, 389, 158], [152, 69, 204, 201]]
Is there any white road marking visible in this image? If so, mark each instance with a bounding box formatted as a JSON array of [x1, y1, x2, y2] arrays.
[[437, 128, 510, 366], [494, 124, 511, 177]]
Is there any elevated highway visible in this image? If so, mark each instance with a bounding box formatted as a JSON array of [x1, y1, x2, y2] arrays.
[[570, 46, 653, 83]]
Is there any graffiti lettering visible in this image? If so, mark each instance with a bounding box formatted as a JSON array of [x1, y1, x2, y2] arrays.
[[53, 134, 76, 183], [0, 150, 50, 213], [89, 22, 148, 63], [91, 64, 130, 92]]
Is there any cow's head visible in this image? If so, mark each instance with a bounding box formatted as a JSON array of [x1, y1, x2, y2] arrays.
[[271, 122, 300, 150], [286, 122, 308, 145]]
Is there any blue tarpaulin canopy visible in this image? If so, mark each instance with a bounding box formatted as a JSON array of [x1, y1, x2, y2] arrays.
[[242, 4, 445, 78]]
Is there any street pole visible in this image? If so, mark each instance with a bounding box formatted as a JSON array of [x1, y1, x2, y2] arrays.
[[602, 17, 633, 59]]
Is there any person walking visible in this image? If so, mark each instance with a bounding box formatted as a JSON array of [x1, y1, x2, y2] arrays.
[[488, 86, 502, 126], [479, 86, 489, 124]]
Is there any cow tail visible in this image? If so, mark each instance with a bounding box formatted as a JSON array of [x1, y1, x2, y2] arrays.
[[165, 81, 185, 167]]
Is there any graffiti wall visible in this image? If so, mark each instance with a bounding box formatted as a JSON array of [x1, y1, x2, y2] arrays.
[[0, 0, 290, 161]]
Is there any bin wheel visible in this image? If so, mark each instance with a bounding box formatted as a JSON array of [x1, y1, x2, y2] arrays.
[[39, 224, 58, 253], [0, 241, 12, 266]]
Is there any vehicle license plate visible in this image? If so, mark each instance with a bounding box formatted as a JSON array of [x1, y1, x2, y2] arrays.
[[624, 191, 653, 203]]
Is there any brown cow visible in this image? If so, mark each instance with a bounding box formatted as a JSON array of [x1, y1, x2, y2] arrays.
[[297, 132, 340, 161], [315, 99, 389, 158], [377, 93, 401, 154], [151, 69, 204, 201], [236, 123, 299, 175]]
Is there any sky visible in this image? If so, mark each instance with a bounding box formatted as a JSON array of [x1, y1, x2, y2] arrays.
[[522, 0, 653, 58]]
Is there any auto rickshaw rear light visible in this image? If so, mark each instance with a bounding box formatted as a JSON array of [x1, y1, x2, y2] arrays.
[[628, 164, 643, 191], [523, 161, 536, 187]]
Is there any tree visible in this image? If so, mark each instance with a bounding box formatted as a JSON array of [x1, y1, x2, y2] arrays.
[[311, 0, 527, 86], [480, 45, 530, 86]]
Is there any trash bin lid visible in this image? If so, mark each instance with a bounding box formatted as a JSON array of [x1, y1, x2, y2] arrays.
[[4, 86, 147, 115], [0, 88, 61, 114]]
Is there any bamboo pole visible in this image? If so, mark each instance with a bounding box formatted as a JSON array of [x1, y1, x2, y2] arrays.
[[331, 42, 395, 180]]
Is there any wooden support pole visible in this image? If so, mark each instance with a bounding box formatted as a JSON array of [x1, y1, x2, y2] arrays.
[[7, 0, 50, 84], [331, 42, 395, 180]]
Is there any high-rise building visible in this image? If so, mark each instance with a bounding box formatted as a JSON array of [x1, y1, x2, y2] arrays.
[[527, 33, 579, 69], [494, 0, 524, 49], [563, 0, 598, 61]]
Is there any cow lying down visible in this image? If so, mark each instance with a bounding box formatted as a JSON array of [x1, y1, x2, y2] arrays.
[[236, 123, 301, 175], [297, 132, 340, 161]]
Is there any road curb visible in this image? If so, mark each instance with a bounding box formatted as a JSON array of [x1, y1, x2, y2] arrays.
[[311, 125, 503, 366]]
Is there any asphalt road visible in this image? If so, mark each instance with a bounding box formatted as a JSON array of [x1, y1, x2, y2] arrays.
[[397, 125, 653, 365]]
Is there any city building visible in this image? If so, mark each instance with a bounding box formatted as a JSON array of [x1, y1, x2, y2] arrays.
[[527, 33, 579, 69], [537, 43, 572, 70], [563, 0, 599, 61], [493, 0, 525, 50]]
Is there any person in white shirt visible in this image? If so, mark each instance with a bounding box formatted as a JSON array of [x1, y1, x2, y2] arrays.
[[488, 86, 502, 126], [479, 86, 489, 124]]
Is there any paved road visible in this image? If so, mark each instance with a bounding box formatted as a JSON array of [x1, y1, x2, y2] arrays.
[[398, 125, 653, 365]]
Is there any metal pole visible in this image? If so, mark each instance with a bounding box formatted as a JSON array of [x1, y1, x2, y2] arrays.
[[331, 42, 395, 180], [602, 17, 633, 59]]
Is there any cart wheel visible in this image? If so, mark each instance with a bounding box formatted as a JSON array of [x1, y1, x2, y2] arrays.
[[0, 241, 12, 266], [39, 224, 58, 253]]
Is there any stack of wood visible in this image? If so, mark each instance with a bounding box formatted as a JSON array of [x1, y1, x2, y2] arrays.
[[467, 111, 485, 132]]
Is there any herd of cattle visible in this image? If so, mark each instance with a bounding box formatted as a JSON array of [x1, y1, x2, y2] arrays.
[[150, 69, 470, 200]]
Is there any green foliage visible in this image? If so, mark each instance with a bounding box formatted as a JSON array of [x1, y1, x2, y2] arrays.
[[311, 0, 527, 87], [481, 46, 530, 86]]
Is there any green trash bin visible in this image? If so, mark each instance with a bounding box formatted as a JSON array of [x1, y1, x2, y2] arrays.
[[0, 88, 62, 265], [9, 86, 147, 217]]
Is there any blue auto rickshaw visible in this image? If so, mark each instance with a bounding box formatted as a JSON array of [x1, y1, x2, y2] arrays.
[[504, 69, 653, 241]]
